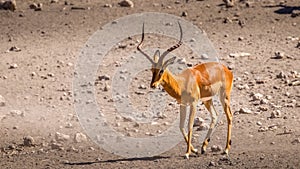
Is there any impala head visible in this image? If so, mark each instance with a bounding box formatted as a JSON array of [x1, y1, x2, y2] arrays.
[[137, 22, 183, 88]]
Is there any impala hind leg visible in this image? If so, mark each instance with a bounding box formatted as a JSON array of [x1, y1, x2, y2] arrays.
[[201, 99, 220, 154], [220, 92, 233, 155], [180, 105, 198, 159]]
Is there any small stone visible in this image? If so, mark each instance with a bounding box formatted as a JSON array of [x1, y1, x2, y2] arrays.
[[50, 142, 63, 150], [270, 110, 281, 118], [258, 126, 268, 132], [239, 108, 252, 114], [201, 54, 209, 60], [209, 161, 216, 167], [238, 36, 244, 41], [177, 58, 186, 64], [74, 133, 87, 143], [229, 52, 250, 58], [197, 123, 209, 131], [9, 46, 21, 52], [55, 132, 70, 142], [98, 75, 110, 81], [273, 51, 284, 59], [258, 106, 268, 111], [50, 0, 59, 3], [194, 117, 204, 127], [1, 0, 16, 11], [0, 95, 5, 107], [260, 99, 269, 104], [252, 93, 263, 101], [291, 138, 300, 144], [256, 121, 262, 126], [138, 84, 147, 90], [103, 3, 112, 8], [276, 71, 286, 79], [118, 0, 134, 7], [181, 11, 188, 17], [10, 110, 24, 117], [9, 63, 18, 69], [211, 145, 222, 152], [103, 83, 110, 91], [23, 136, 35, 146], [224, 0, 234, 7]]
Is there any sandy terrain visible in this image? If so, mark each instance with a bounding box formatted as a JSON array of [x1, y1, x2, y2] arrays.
[[0, 0, 299, 168]]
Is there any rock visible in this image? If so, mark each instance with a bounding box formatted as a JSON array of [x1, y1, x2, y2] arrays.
[[291, 138, 300, 144], [276, 71, 286, 79], [239, 108, 252, 114], [138, 84, 147, 90], [270, 110, 281, 118], [50, 0, 59, 3], [9, 63, 18, 69], [55, 132, 70, 142], [50, 142, 63, 150], [177, 58, 186, 64], [118, 0, 134, 7], [29, 3, 42, 11], [258, 126, 268, 132], [0, 0, 16, 11], [23, 136, 34, 146], [103, 4, 112, 8], [273, 51, 284, 59], [197, 123, 209, 131], [291, 10, 300, 18], [0, 95, 5, 107], [74, 132, 87, 143], [8, 46, 21, 52], [181, 11, 188, 17], [209, 161, 216, 167], [98, 75, 110, 81], [194, 117, 204, 127], [201, 54, 209, 60], [211, 145, 222, 152], [103, 83, 110, 91], [229, 52, 250, 58], [10, 110, 24, 117], [223, 0, 234, 7], [252, 93, 263, 101]]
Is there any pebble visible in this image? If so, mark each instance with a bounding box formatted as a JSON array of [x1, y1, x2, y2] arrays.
[[0, 95, 5, 107], [239, 108, 252, 114], [118, 0, 134, 7], [229, 52, 250, 58], [9, 63, 18, 69], [270, 110, 281, 118], [103, 4, 112, 8], [0, 0, 16, 11], [50, 142, 63, 150], [23, 136, 35, 146], [291, 138, 300, 144], [211, 145, 222, 152], [29, 3, 42, 11], [10, 110, 24, 117], [9, 46, 21, 52], [273, 51, 284, 59], [98, 75, 110, 81], [103, 83, 110, 91], [194, 117, 204, 127], [181, 11, 188, 17], [252, 93, 263, 101], [74, 132, 87, 143], [138, 84, 147, 90], [55, 132, 70, 142]]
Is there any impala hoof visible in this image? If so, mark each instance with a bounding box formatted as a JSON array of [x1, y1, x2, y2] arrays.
[[201, 147, 206, 154], [184, 154, 189, 159], [192, 148, 198, 155]]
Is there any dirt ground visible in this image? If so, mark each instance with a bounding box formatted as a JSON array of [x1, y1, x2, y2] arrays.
[[0, 0, 300, 168]]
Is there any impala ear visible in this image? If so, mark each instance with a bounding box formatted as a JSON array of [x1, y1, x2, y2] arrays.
[[153, 50, 160, 63], [163, 56, 176, 69]]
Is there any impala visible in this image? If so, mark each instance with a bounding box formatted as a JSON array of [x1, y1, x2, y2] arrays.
[[137, 22, 234, 159]]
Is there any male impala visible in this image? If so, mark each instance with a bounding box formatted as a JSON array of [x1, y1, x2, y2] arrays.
[[137, 22, 234, 159]]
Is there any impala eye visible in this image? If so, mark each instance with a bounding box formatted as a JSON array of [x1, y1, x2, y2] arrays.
[[159, 69, 164, 75]]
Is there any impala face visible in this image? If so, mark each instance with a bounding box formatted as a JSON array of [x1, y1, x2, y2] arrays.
[[137, 22, 182, 89]]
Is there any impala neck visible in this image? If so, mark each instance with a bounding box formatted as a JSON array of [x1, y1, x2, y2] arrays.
[[161, 69, 181, 101]]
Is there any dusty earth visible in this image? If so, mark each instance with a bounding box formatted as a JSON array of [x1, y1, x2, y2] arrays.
[[0, 0, 300, 168]]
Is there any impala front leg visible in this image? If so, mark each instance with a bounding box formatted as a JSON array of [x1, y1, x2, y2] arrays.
[[185, 102, 197, 159], [180, 105, 198, 159]]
